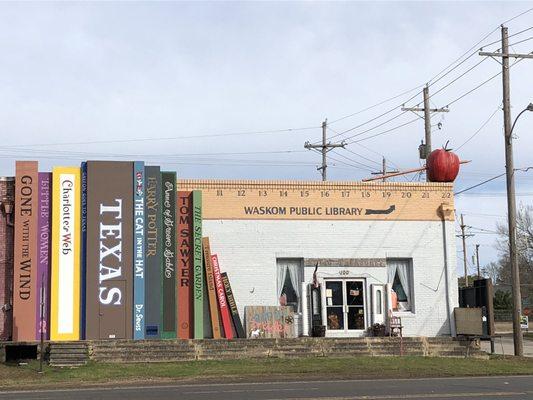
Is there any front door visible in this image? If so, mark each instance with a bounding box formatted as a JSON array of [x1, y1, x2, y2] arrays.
[[324, 280, 366, 335]]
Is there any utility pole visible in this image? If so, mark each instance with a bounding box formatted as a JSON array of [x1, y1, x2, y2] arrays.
[[475, 244, 481, 279], [371, 157, 399, 182], [304, 119, 346, 181], [456, 214, 474, 287], [479, 25, 532, 357], [402, 85, 449, 181]]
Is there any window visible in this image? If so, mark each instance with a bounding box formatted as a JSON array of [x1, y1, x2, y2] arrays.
[[277, 259, 303, 313], [387, 259, 413, 312]]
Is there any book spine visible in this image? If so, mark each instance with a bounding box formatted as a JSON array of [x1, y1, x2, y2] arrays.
[[221, 272, 245, 338], [85, 161, 134, 340], [176, 191, 192, 339], [161, 172, 177, 339], [80, 162, 87, 340], [202, 238, 221, 339], [36, 172, 51, 340], [144, 166, 161, 339], [13, 161, 39, 341], [133, 162, 145, 340], [192, 190, 203, 339], [50, 167, 81, 341], [211, 254, 234, 339]]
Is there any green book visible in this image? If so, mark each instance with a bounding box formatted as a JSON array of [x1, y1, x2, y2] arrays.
[[161, 172, 177, 339], [193, 190, 204, 339]]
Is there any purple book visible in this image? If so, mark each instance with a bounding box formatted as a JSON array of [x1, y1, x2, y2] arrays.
[[36, 173, 51, 340]]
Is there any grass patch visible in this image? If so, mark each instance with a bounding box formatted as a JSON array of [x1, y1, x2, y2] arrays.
[[524, 332, 532, 340], [1, 356, 533, 390]]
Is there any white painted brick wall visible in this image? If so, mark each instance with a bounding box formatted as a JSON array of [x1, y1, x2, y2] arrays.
[[204, 219, 458, 337]]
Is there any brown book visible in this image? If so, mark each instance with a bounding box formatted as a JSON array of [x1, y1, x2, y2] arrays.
[[202, 237, 222, 339], [13, 161, 39, 341], [176, 191, 193, 339]]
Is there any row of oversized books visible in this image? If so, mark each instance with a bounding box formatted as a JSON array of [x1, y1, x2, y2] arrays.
[[11, 160, 245, 342]]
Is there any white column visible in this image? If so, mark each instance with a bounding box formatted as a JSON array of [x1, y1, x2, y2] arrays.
[[301, 283, 309, 336]]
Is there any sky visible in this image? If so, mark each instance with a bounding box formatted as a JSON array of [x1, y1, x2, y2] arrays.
[[0, 1, 532, 274]]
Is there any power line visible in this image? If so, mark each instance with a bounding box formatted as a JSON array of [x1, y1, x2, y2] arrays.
[[455, 105, 501, 151], [454, 173, 506, 195], [480, 25, 533, 49], [328, 84, 424, 124], [345, 117, 420, 144], [329, 149, 376, 171], [0, 125, 320, 149]]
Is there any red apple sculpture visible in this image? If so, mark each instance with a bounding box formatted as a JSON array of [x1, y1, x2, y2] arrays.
[[427, 142, 460, 182]]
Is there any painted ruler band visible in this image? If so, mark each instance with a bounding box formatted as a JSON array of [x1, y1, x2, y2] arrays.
[[177, 180, 455, 221]]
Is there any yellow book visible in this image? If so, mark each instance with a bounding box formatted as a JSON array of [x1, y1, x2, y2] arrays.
[[50, 167, 81, 341]]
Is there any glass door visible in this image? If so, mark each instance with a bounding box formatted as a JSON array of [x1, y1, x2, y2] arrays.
[[346, 281, 365, 331], [325, 281, 344, 331], [325, 279, 366, 334]]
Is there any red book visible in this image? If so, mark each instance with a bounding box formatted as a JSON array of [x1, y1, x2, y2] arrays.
[[211, 254, 234, 339]]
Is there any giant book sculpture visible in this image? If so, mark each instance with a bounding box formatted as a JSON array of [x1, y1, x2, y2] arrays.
[[86, 161, 134, 340]]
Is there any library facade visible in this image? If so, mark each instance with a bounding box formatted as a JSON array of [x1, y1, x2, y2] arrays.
[[180, 179, 458, 338]]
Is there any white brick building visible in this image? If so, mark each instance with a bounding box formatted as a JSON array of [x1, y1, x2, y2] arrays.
[[181, 180, 458, 338]]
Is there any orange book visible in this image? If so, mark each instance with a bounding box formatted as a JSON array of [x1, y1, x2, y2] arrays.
[[202, 237, 222, 339]]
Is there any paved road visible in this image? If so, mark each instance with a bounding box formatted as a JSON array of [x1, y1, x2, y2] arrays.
[[1, 376, 532, 400], [481, 336, 533, 357]]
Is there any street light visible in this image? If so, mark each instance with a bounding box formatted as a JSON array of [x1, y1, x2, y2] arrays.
[[510, 103, 533, 137], [506, 102, 533, 357]]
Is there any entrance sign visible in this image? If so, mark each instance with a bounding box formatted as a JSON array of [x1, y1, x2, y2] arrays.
[[177, 180, 454, 221], [245, 306, 295, 338]]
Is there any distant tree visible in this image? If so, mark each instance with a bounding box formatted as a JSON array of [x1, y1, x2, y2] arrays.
[[493, 289, 513, 310], [457, 274, 480, 288], [481, 261, 502, 284], [494, 204, 533, 306]]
